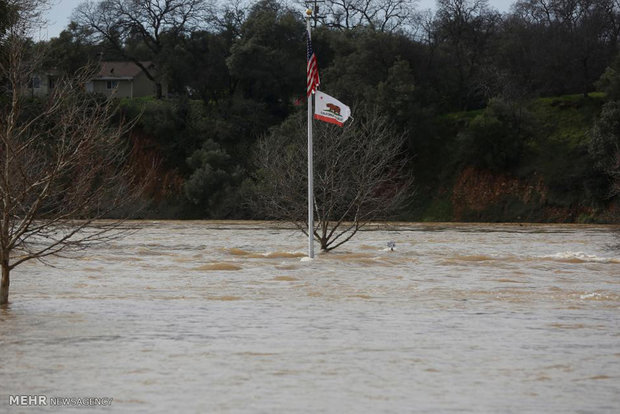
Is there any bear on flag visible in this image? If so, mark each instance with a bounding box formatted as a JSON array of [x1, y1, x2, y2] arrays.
[[313, 91, 351, 127]]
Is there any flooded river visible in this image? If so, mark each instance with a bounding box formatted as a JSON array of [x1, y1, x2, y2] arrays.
[[1, 221, 619, 413]]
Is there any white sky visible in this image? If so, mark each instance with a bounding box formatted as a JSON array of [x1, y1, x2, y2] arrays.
[[40, 0, 516, 40]]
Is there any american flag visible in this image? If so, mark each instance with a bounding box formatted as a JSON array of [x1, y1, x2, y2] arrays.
[[306, 30, 320, 97]]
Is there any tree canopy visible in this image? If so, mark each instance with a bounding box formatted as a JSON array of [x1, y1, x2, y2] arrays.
[[10, 0, 620, 225]]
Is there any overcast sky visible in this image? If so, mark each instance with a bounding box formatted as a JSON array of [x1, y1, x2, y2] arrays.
[[39, 0, 515, 40]]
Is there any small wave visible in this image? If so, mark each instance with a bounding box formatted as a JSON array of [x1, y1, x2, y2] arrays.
[[549, 323, 587, 329], [207, 295, 242, 301], [455, 255, 496, 261], [263, 251, 306, 259], [224, 248, 305, 259], [226, 248, 251, 256], [359, 244, 378, 250], [542, 252, 620, 264], [272, 276, 300, 281], [236, 352, 278, 356], [577, 292, 619, 301], [350, 294, 372, 299], [332, 252, 371, 259], [135, 247, 164, 256], [440, 254, 497, 265], [275, 264, 301, 270], [82, 267, 103, 272], [587, 375, 612, 380], [173, 256, 198, 263], [194, 263, 242, 271], [324, 252, 396, 266]]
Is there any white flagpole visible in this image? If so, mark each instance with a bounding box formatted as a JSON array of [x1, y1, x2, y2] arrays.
[[306, 10, 314, 259]]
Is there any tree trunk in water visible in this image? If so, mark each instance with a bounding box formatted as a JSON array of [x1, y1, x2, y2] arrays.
[[1, 261, 9, 306]]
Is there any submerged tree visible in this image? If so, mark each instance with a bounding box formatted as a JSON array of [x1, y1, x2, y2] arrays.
[[0, 0, 148, 305], [255, 108, 411, 252]]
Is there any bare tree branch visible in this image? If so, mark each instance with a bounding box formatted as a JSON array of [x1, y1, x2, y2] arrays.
[[73, 0, 213, 98], [254, 107, 413, 252], [297, 0, 418, 33], [0, 0, 152, 305]]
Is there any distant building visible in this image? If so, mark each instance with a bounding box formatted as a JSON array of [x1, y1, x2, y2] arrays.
[[26, 71, 58, 97], [86, 61, 167, 98]]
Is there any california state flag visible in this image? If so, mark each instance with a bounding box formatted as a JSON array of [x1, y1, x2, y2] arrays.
[[314, 91, 351, 127]]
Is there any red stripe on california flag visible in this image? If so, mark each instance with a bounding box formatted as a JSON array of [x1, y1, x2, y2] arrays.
[[313, 114, 343, 127]]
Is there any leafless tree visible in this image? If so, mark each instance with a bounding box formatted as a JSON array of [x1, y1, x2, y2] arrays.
[[434, 0, 501, 108], [209, 0, 248, 37], [0, 0, 149, 305], [301, 0, 418, 33], [513, 0, 620, 97], [73, 0, 213, 98], [254, 108, 412, 252]]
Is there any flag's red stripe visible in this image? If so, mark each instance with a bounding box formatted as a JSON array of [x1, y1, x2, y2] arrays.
[[307, 55, 319, 96], [313, 114, 343, 127], [306, 29, 320, 96]]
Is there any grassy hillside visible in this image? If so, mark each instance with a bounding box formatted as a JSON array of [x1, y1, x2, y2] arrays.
[[118, 94, 617, 223], [412, 94, 618, 223]]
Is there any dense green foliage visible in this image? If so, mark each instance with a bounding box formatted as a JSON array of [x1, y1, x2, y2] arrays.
[[22, 0, 620, 221]]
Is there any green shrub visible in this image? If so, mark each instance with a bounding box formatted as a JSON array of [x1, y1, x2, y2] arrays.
[[457, 98, 537, 172]]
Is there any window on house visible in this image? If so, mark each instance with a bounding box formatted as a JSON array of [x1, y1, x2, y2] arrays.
[[107, 80, 119, 89], [48, 77, 55, 89], [32, 76, 41, 89]]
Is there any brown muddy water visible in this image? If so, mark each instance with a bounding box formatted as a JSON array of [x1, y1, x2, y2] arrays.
[[1, 221, 619, 413]]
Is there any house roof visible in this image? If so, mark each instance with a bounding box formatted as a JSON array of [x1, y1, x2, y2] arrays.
[[96, 61, 153, 80]]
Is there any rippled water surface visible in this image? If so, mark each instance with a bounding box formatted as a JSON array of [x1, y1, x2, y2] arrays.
[[1, 221, 619, 413]]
